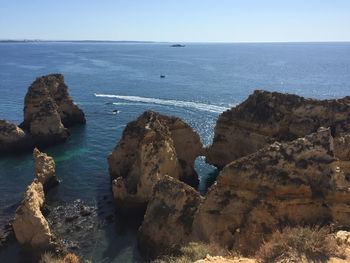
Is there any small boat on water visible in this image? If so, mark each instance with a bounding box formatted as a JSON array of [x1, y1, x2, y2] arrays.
[[160, 75, 166, 78], [112, 109, 120, 114]]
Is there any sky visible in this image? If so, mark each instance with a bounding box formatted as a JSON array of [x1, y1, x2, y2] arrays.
[[0, 0, 349, 42]]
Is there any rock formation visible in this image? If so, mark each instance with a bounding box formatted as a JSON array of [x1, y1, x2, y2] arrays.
[[194, 127, 350, 254], [0, 120, 31, 153], [207, 90, 350, 168], [138, 175, 202, 258], [21, 74, 85, 129], [11, 148, 61, 252], [12, 179, 53, 250], [0, 74, 85, 153], [109, 111, 203, 209], [33, 148, 59, 190], [138, 128, 350, 257], [28, 98, 69, 145]]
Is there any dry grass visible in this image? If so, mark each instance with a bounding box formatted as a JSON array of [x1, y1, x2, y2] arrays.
[[40, 252, 81, 263], [152, 242, 229, 263], [256, 226, 345, 263]]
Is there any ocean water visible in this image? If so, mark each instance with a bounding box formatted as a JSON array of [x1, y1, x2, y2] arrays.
[[0, 42, 350, 262]]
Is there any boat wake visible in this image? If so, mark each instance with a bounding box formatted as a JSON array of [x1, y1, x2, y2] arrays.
[[94, 93, 229, 113]]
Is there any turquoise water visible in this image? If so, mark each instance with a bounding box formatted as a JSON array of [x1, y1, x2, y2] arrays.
[[0, 42, 350, 262]]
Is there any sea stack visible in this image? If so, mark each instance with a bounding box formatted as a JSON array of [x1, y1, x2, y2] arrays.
[[20, 74, 85, 146], [12, 149, 60, 252], [0, 74, 86, 154], [33, 148, 59, 191], [108, 111, 203, 210], [206, 90, 350, 169], [12, 179, 53, 251]]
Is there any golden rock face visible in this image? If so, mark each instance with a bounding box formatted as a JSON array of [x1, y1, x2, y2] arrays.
[[109, 111, 204, 209], [207, 90, 350, 169], [12, 179, 52, 250]]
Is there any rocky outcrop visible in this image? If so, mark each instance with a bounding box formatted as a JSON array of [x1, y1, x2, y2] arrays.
[[33, 148, 58, 190], [0, 120, 31, 153], [109, 111, 203, 209], [194, 127, 350, 254], [161, 115, 204, 186], [0, 74, 85, 153], [28, 98, 69, 145], [207, 90, 350, 168], [12, 180, 53, 250], [22, 74, 85, 129], [138, 128, 350, 257], [138, 175, 202, 258]]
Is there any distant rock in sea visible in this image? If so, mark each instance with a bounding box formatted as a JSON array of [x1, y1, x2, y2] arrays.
[[170, 44, 186, 47], [0, 74, 86, 154]]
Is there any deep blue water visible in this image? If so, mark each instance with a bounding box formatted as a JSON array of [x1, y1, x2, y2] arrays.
[[0, 42, 350, 262]]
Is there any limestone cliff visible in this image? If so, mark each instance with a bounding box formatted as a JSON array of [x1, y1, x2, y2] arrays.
[[0, 120, 31, 153], [33, 148, 59, 190], [194, 127, 350, 254], [12, 180, 53, 250], [137, 128, 350, 257], [109, 111, 203, 209], [207, 90, 350, 168], [138, 175, 202, 258]]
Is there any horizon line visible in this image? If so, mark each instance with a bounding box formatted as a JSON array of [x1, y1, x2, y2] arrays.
[[1, 39, 350, 44]]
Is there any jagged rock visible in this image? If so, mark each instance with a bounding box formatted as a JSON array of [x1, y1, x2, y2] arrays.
[[29, 98, 69, 145], [16, 73, 85, 147], [207, 90, 350, 168], [138, 175, 202, 259], [22, 74, 85, 129], [45, 74, 86, 127], [0, 120, 31, 153], [160, 115, 204, 186], [334, 134, 350, 161], [12, 179, 53, 250], [194, 128, 350, 254], [33, 148, 59, 190], [109, 111, 203, 209]]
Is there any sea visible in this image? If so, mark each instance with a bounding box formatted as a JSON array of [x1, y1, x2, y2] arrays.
[[0, 42, 350, 262]]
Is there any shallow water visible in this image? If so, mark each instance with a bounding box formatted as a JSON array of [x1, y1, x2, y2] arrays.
[[0, 42, 350, 262]]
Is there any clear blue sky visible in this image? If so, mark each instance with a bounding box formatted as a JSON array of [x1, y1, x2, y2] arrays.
[[0, 0, 349, 42]]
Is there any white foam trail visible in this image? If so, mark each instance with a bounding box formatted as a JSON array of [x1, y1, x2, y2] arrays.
[[95, 93, 229, 113]]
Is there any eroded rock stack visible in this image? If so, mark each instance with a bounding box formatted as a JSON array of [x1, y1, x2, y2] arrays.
[[12, 179, 53, 250], [207, 90, 350, 168], [108, 111, 203, 209], [33, 148, 59, 190], [12, 149, 59, 251], [22, 74, 85, 128], [0, 74, 85, 153]]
